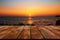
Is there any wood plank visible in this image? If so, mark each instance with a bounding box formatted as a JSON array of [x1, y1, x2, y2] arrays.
[[31, 26, 43, 39], [2, 26, 24, 39], [38, 26, 60, 39], [18, 26, 30, 39], [0, 26, 60, 39], [48, 26, 60, 30], [0, 26, 12, 39], [0, 26, 9, 32], [44, 26, 60, 37]]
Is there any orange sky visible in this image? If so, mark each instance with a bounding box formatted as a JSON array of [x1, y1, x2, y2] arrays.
[[0, 0, 60, 16]]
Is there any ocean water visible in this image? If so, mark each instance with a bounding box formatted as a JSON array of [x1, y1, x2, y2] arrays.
[[0, 16, 28, 24], [0, 16, 59, 24]]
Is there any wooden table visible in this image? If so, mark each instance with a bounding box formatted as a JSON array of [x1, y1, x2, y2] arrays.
[[0, 25, 60, 39]]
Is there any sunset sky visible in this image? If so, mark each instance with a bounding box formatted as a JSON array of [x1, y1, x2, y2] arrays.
[[0, 0, 60, 16]]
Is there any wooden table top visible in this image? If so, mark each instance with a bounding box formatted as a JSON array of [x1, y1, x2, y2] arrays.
[[0, 25, 60, 39]]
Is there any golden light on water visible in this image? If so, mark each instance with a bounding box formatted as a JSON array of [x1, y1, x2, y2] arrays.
[[28, 13, 33, 24], [28, 20, 33, 24]]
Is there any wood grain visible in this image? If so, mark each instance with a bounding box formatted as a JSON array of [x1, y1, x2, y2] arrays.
[[0, 26, 60, 39]]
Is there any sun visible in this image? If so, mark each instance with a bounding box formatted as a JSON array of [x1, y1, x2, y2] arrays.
[[26, 9, 34, 16], [23, 6, 39, 16], [19, 6, 40, 16]]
